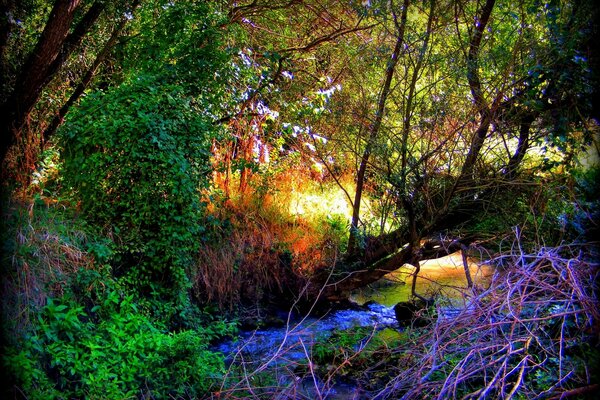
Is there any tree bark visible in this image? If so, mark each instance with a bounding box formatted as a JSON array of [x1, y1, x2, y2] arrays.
[[43, 0, 141, 143], [1, 0, 83, 175], [319, 245, 414, 301], [41, 1, 106, 94], [502, 113, 534, 180], [455, 0, 496, 186]]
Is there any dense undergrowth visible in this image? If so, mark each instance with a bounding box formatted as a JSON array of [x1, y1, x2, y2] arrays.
[[0, 151, 359, 398], [196, 169, 354, 312], [1, 198, 236, 399], [2, 157, 598, 398]]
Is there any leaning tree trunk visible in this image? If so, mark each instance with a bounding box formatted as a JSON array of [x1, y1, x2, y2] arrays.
[[306, 236, 472, 302]]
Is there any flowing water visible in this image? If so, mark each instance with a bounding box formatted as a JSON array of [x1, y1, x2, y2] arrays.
[[215, 302, 398, 360], [215, 252, 493, 398], [214, 302, 399, 398]]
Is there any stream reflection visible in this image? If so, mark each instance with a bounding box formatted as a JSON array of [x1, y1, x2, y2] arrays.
[[350, 252, 494, 307]]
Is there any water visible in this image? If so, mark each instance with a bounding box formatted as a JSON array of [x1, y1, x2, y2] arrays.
[[350, 252, 493, 307], [215, 253, 493, 398], [215, 303, 398, 399], [215, 302, 398, 360], [217, 253, 493, 358]]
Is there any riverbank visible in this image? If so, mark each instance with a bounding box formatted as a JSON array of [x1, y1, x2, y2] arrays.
[[213, 244, 598, 399]]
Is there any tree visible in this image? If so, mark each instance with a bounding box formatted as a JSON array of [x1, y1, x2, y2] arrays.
[[0, 0, 137, 185], [58, 0, 234, 322], [347, 0, 410, 256], [294, 0, 598, 301]]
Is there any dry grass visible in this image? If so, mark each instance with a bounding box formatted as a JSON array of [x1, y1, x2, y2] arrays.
[[196, 168, 345, 309], [1, 200, 97, 337], [194, 220, 287, 310]]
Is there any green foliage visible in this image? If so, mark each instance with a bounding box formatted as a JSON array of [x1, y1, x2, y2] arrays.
[[464, 181, 571, 249], [324, 213, 349, 252], [0, 197, 114, 343], [312, 327, 402, 366], [55, 0, 239, 322], [122, 0, 231, 97], [563, 165, 600, 242], [59, 73, 218, 316], [481, 166, 600, 248], [2, 199, 237, 399], [312, 328, 364, 365], [4, 270, 235, 399]]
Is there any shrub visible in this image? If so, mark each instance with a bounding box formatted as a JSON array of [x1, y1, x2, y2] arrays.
[[59, 74, 218, 318], [2, 199, 237, 399], [0, 198, 108, 341], [4, 278, 235, 399]]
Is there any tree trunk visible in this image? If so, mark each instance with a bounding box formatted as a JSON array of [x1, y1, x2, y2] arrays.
[[1, 0, 83, 176], [43, 0, 141, 143], [41, 1, 106, 95], [461, 244, 473, 289], [309, 236, 470, 302], [318, 245, 414, 301], [347, 0, 410, 255], [0, 0, 112, 181], [454, 0, 496, 187], [502, 114, 534, 180]]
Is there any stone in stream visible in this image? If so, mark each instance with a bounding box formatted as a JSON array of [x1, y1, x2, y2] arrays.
[[393, 299, 434, 327]]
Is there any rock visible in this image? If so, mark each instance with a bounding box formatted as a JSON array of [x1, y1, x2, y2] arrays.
[[393, 299, 433, 327]]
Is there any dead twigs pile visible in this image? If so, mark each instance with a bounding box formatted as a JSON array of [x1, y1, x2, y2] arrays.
[[376, 241, 599, 399]]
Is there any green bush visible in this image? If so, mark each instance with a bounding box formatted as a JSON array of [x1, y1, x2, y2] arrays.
[[2, 203, 237, 399], [59, 74, 218, 317], [4, 281, 234, 399]]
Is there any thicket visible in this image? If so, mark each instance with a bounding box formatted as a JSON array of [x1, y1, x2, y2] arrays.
[[196, 168, 352, 312], [2, 45, 237, 398], [58, 73, 217, 324], [3, 142, 599, 399], [0, 195, 237, 399]]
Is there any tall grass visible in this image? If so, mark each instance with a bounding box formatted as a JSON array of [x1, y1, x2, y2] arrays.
[[196, 168, 350, 310], [1, 197, 235, 399], [1, 198, 101, 340]]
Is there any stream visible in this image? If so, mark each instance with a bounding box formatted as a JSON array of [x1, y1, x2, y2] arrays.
[[215, 252, 493, 398]]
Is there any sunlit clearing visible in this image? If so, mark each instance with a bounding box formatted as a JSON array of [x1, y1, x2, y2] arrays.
[[289, 190, 352, 220], [287, 173, 377, 228]]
